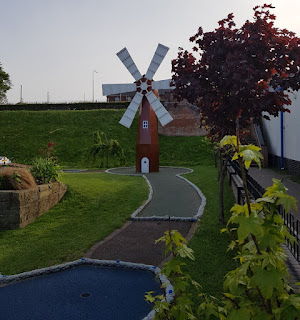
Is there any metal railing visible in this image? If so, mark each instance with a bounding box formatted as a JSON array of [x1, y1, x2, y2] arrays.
[[230, 160, 266, 200], [229, 160, 300, 263]]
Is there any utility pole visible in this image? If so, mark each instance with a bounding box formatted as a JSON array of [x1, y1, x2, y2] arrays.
[[92, 70, 98, 102], [20, 85, 23, 103]]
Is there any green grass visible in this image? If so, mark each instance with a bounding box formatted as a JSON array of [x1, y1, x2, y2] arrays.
[[159, 136, 213, 166], [0, 110, 134, 167], [184, 165, 236, 299], [0, 110, 213, 168], [0, 172, 148, 275]]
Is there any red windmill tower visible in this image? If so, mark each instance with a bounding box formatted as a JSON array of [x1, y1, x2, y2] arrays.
[[102, 44, 174, 173]]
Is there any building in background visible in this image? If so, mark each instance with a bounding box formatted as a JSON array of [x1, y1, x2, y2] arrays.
[[105, 89, 170, 103], [262, 90, 300, 175]]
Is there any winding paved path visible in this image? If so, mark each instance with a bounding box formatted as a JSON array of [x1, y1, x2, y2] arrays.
[[108, 167, 202, 218], [85, 167, 202, 266]]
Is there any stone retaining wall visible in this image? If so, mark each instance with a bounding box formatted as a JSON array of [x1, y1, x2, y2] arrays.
[[0, 182, 67, 230]]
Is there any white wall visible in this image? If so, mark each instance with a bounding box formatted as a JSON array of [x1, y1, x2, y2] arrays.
[[263, 91, 300, 161]]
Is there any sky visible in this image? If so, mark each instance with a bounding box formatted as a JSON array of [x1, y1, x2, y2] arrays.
[[1, 0, 300, 104]]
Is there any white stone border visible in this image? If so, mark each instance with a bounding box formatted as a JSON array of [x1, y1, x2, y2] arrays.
[[106, 166, 206, 222], [0, 258, 174, 320]]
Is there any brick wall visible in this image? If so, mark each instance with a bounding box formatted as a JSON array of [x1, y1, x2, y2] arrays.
[[158, 99, 207, 136], [0, 182, 67, 230]]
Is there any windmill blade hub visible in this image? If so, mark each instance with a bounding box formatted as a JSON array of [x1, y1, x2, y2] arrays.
[[136, 76, 153, 95], [140, 82, 148, 91]]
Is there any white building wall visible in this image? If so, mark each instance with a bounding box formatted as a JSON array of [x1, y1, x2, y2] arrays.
[[263, 91, 300, 162]]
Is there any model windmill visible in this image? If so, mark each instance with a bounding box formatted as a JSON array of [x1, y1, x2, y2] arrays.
[[102, 44, 174, 173]]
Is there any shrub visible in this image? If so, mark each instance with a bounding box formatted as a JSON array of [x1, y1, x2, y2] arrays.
[[38, 141, 58, 164], [30, 157, 61, 185], [0, 167, 37, 190], [90, 131, 126, 168], [147, 136, 300, 319]]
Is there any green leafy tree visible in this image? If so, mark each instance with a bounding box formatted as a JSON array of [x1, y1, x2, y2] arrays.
[[90, 131, 125, 168], [171, 4, 300, 226], [148, 138, 300, 319], [0, 63, 11, 104], [216, 135, 300, 319]]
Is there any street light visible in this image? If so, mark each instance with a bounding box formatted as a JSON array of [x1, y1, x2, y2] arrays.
[[20, 85, 23, 103], [92, 70, 98, 102]]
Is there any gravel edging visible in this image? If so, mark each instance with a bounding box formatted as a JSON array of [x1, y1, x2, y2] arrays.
[[0, 258, 174, 320], [105, 166, 206, 222]]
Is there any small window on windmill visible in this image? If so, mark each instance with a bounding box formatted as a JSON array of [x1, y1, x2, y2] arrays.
[[143, 121, 148, 129]]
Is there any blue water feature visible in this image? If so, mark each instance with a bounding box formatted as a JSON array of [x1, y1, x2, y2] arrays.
[[0, 265, 162, 320]]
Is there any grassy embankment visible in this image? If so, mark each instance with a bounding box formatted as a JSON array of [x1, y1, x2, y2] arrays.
[[0, 110, 211, 167], [0, 109, 235, 299]]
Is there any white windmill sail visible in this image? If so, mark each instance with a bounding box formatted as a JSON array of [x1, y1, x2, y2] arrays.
[[116, 48, 142, 81], [119, 92, 143, 128], [152, 79, 175, 90], [102, 83, 136, 96], [102, 43, 174, 128], [145, 91, 173, 126], [145, 44, 169, 80]]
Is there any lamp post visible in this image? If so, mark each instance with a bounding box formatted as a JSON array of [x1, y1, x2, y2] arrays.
[[20, 85, 23, 103], [92, 70, 98, 102]]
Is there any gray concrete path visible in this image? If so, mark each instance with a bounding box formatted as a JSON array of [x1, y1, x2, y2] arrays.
[[108, 167, 202, 218], [248, 167, 300, 217]]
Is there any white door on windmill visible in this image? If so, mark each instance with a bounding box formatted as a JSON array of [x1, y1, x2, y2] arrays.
[[141, 157, 149, 173]]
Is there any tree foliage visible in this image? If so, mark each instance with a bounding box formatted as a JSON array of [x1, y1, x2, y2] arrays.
[[90, 131, 125, 168], [0, 63, 11, 104], [171, 4, 300, 136], [145, 229, 201, 319]]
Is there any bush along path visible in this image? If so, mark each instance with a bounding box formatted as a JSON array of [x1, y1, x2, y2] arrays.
[[84, 167, 204, 266]]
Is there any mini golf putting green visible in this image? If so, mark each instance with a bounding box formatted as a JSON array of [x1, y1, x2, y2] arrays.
[[0, 260, 168, 320]]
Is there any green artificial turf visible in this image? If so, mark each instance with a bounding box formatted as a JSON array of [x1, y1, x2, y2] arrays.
[[0, 172, 148, 275]]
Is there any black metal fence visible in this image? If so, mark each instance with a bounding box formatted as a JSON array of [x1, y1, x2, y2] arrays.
[[229, 160, 300, 263]]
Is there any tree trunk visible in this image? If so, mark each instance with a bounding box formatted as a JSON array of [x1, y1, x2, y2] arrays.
[[219, 151, 229, 225], [219, 169, 225, 225], [218, 149, 222, 180], [214, 150, 218, 168]]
